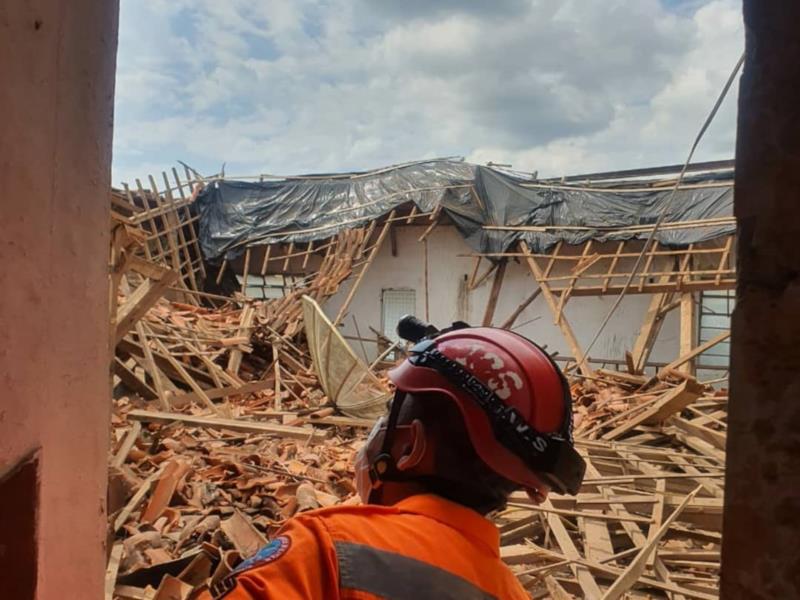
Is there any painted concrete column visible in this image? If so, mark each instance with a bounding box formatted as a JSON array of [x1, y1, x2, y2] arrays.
[[722, 2, 800, 597], [0, 1, 119, 598]]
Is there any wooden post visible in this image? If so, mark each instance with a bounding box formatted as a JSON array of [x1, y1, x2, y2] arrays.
[[259, 245, 272, 276], [302, 240, 315, 270], [519, 241, 592, 377], [630, 272, 678, 373], [282, 241, 294, 272], [482, 259, 507, 326], [630, 289, 676, 373], [679, 292, 696, 375], [241, 248, 251, 296]]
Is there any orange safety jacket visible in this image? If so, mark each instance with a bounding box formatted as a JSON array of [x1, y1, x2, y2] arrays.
[[199, 493, 530, 599]]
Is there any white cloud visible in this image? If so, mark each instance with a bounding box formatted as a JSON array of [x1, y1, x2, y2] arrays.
[[112, 0, 744, 184]]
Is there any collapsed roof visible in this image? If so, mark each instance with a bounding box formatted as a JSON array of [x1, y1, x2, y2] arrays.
[[194, 158, 734, 262]]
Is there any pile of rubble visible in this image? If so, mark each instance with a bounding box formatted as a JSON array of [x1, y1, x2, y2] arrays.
[[497, 369, 726, 598], [108, 287, 376, 598], [106, 184, 728, 599]]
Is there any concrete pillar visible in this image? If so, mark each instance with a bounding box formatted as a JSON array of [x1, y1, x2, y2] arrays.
[[722, 2, 800, 598], [0, 1, 118, 598]]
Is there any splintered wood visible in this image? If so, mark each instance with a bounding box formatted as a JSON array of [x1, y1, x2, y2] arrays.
[[495, 370, 727, 599], [108, 181, 373, 598], [110, 352, 727, 598], [107, 176, 728, 599]]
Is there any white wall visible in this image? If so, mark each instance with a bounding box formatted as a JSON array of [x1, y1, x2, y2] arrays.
[[324, 225, 680, 366]]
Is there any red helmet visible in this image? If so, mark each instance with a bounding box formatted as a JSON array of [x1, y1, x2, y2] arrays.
[[387, 321, 585, 496]]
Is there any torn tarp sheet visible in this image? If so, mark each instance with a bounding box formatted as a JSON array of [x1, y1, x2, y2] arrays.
[[194, 159, 734, 261]]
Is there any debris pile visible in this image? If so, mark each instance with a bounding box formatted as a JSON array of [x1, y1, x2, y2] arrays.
[[106, 180, 728, 599], [108, 183, 382, 598], [108, 289, 376, 598], [495, 369, 726, 598]]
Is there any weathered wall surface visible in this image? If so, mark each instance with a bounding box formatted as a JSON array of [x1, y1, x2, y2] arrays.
[[0, 1, 118, 598], [326, 225, 680, 365], [721, 2, 800, 597]]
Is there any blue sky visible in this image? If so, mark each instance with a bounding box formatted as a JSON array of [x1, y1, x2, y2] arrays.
[[112, 0, 743, 185]]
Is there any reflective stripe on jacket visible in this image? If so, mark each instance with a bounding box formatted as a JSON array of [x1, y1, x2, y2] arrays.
[[199, 494, 530, 600]]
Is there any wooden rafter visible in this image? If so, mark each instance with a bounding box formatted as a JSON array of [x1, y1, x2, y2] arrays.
[[519, 241, 592, 377], [462, 235, 736, 296], [679, 293, 697, 375], [482, 259, 508, 326], [630, 272, 679, 373]]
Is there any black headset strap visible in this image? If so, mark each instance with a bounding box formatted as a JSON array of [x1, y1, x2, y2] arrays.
[[369, 389, 407, 485]]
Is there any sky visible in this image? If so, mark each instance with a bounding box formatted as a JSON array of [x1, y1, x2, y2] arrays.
[[112, 0, 744, 186]]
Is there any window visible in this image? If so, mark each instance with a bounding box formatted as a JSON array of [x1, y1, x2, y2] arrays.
[[381, 289, 416, 343], [237, 274, 305, 299], [697, 290, 734, 371]]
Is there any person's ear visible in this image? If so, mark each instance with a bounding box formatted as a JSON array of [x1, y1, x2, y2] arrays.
[[395, 419, 427, 471]]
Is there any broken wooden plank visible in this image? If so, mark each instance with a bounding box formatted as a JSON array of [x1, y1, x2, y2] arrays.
[[105, 542, 124, 600], [115, 270, 179, 345], [669, 415, 727, 450], [150, 335, 219, 414], [118, 337, 216, 387], [114, 357, 158, 399], [127, 409, 328, 442], [166, 379, 273, 407], [679, 292, 696, 373], [112, 421, 142, 469], [656, 330, 730, 379], [601, 486, 701, 600], [602, 379, 704, 440], [643, 378, 706, 423], [541, 497, 604, 599]]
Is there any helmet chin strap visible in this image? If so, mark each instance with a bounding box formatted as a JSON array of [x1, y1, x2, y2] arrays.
[[368, 389, 408, 494]]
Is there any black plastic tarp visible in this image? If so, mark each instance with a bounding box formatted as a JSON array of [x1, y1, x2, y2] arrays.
[[194, 159, 733, 262]]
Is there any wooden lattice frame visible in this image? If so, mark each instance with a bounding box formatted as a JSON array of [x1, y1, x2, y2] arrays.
[[112, 166, 205, 297]]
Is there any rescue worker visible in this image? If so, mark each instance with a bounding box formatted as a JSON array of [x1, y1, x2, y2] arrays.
[[202, 316, 586, 599]]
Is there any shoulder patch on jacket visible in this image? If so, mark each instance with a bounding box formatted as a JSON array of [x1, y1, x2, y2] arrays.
[[233, 536, 292, 574], [210, 536, 293, 599]]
